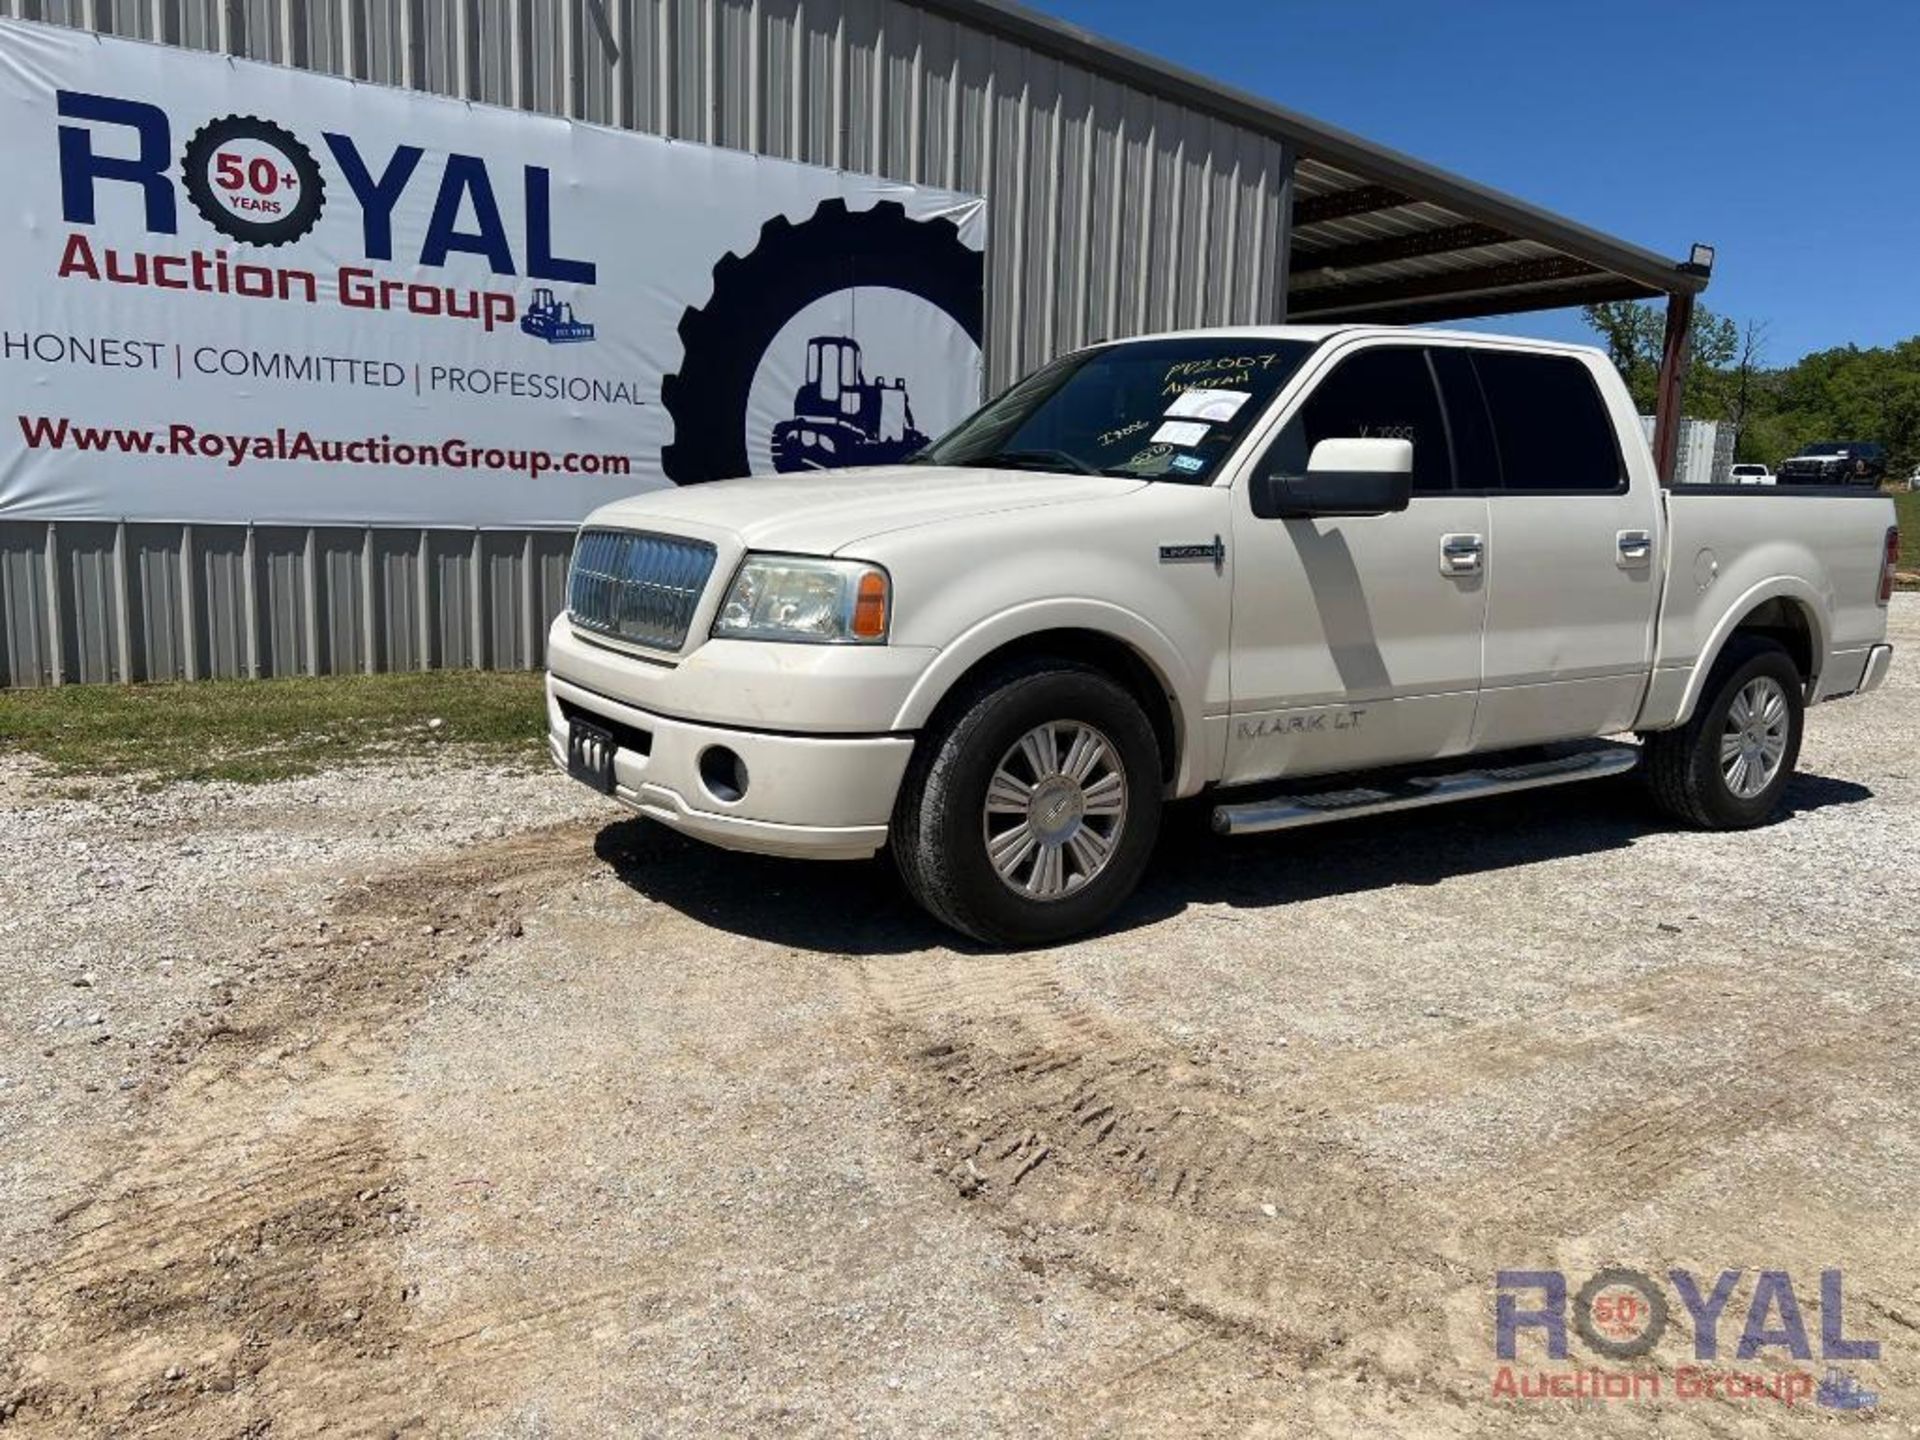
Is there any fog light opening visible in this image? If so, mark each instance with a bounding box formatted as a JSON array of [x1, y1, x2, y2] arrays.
[[698, 745, 750, 804]]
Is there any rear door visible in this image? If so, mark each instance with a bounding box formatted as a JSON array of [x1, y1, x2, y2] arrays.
[[1224, 342, 1490, 783], [1438, 346, 1662, 746]]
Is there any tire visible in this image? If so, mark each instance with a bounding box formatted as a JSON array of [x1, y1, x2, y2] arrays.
[[892, 659, 1164, 946], [1643, 634, 1804, 829]]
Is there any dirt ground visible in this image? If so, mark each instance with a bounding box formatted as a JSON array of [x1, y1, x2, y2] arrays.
[[2, 599, 1916, 1438]]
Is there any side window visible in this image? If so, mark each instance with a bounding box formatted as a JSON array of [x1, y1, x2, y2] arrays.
[[1255, 347, 1453, 514], [1470, 351, 1624, 493], [1429, 347, 1502, 491]]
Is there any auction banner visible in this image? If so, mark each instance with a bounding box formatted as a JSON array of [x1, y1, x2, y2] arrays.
[[0, 20, 986, 525]]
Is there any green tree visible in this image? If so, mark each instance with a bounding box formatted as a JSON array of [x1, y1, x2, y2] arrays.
[[1580, 300, 1735, 416], [1580, 300, 1667, 411], [1582, 301, 1920, 480]]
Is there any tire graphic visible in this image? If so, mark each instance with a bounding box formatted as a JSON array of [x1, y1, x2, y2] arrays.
[[661, 198, 983, 484], [181, 115, 326, 248], [1572, 1267, 1668, 1360]]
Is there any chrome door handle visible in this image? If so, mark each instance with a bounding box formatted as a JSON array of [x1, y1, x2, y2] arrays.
[[1617, 529, 1653, 568], [1440, 533, 1484, 576]]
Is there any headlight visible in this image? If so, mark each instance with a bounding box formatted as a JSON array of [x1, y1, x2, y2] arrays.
[[712, 555, 890, 644]]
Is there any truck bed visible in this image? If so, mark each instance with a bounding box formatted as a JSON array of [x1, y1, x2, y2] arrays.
[[1645, 484, 1896, 726]]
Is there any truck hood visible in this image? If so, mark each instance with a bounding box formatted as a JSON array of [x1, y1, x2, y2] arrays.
[[586, 466, 1150, 554]]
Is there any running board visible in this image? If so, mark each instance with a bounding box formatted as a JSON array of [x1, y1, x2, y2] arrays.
[[1211, 742, 1641, 837]]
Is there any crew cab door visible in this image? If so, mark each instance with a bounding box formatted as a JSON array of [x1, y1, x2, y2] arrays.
[[1430, 346, 1663, 746], [1224, 343, 1490, 784]]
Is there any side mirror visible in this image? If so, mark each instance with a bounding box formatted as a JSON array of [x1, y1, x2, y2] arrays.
[[1260, 437, 1414, 519]]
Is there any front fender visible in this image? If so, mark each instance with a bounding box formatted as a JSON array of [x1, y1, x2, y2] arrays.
[[889, 599, 1215, 796]]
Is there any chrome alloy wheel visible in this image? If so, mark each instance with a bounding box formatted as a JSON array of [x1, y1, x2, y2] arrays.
[[1721, 675, 1791, 799], [982, 720, 1128, 901]]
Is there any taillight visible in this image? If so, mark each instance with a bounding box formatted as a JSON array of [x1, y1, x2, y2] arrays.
[[1882, 526, 1900, 605]]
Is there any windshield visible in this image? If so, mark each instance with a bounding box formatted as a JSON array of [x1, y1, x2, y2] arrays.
[[917, 336, 1317, 481], [1805, 443, 1850, 455]]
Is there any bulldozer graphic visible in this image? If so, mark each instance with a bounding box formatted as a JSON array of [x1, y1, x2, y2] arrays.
[[772, 336, 929, 471], [520, 286, 595, 344], [1817, 1368, 1878, 1410]]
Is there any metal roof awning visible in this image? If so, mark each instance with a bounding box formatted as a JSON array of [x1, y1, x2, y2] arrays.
[[1284, 155, 1700, 323], [932, 0, 1709, 325]]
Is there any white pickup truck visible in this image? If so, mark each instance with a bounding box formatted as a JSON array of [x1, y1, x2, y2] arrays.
[[548, 327, 1898, 944]]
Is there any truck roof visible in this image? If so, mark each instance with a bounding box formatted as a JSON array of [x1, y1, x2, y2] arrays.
[[1108, 323, 1611, 363]]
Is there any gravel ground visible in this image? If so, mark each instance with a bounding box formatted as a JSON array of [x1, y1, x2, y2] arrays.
[[2, 598, 1916, 1437], [0, 761, 602, 1270]]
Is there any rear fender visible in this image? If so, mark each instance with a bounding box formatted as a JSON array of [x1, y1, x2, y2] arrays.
[[1669, 576, 1830, 726]]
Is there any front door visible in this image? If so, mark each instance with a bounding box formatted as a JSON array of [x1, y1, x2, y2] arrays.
[[1225, 343, 1490, 785]]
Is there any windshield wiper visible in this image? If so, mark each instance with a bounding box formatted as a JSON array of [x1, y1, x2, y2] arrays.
[[962, 448, 1099, 475]]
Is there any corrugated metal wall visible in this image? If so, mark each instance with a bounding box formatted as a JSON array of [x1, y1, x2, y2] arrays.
[[0, 519, 576, 685], [1638, 415, 1733, 489], [0, 0, 1294, 686]]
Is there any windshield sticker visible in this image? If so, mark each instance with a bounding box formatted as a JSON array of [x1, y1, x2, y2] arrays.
[[1096, 417, 1151, 449], [1165, 388, 1250, 422], [1118, 443, 1175, 475], [1168, 453, 1206, 474], [1152, 420, 1211, 447]]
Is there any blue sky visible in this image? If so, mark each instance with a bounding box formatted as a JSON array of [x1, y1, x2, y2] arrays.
[[1028, 0, 1917, 367]]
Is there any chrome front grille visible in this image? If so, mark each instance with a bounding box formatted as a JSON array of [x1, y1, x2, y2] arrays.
[[567, 528, 718, 651]]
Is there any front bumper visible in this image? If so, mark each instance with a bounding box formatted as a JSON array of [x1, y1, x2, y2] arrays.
[[547, 673, 914, 860]]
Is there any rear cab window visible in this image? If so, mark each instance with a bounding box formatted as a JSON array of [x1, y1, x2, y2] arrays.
[[1467, 350, 1626, 494]]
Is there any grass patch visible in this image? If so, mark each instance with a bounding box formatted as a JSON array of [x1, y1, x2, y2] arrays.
[[0, 669, 548, 786]]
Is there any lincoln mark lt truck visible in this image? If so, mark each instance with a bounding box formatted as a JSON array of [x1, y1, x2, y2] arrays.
[[548, 328, 1899, 944]]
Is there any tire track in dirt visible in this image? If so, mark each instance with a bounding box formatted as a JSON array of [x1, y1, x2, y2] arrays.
[[0, 824, 599, 1437], [858, 952, 1481, 1411], [859, 949, 1920, 1435]]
